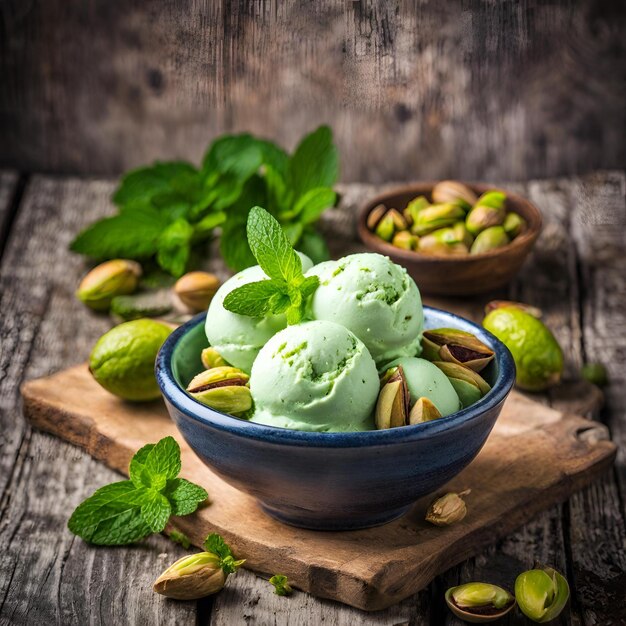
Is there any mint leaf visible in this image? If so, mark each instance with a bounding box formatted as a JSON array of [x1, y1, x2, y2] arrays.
[[203, 533, 245, 574], [270, 574, 293, 596], [220, 219, 257, 272], [157, 218, 194, 276], [141, 490, 172, 532], [247, 206, 302, 284], [287, 126, 338, 199], [167, 478, 209, 516], [68, 481, 151, 545], [223, 280, 282, 317], [202, 134, 263, 182], [143, 436, 181, 479], [193, 211, 227, 240], [70, 207, 168, 259], [297, 188, 336, 225]]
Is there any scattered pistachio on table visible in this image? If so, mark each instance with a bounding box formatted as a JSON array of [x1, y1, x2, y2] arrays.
[[515, 566, 570, 623], [425, 489, 471, 526], [366, 181, 527, 256], [445, 582, 515, 622], [76, 259, 142, 311], [175, 271, 221, 312]]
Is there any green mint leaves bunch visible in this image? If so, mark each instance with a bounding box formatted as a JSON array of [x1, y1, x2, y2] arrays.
[[223, 207, 319, 325], [70, 126, 338, 277], [203, 533, 246, 574], [68, 436, 208, 545]]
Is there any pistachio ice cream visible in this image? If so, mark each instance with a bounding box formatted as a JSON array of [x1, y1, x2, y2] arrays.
[[306, 253, 423, 367], [205, 253, 313, 373], [249, 320, 379, 432]]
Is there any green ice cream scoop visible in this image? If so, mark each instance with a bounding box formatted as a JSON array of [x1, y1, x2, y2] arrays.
[[307, 253, 424, 367], [483, 306, 563, 391], [249, 320, 379, 432], [385, 357, 461, 417], [205, 253, 313, 374], [89, 319, 172, 401]]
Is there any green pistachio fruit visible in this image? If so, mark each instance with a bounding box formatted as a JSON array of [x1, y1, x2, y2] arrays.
[[515, 567, 570, 623]]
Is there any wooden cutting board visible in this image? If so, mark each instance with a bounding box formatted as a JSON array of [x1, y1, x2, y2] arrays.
[[21, 365, 615, 611]]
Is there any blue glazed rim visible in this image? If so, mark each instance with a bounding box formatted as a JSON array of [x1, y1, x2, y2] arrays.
[[156, 306, 515, 448]]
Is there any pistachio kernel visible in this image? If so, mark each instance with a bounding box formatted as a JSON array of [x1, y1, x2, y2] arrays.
[[408, 397, 442, 425], [446, 582, 515, 622], [426, 489, 470, 526], [201, 347, 228, 370], [515, 566, 569, 623]]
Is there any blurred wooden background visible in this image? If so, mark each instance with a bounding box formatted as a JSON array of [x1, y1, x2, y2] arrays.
[[0, 0, 625, 182]]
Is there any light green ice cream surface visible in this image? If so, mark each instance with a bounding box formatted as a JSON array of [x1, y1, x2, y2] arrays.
[[249, 320, 379, 432], [385, 357, 461, 417], [306, 253, 423, 367], [205, 253, 313, 373]]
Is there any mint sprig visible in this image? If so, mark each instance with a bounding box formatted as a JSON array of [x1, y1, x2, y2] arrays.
[[269, 574, 293, 596], [223, 207, 319, 324], [68, 436, 208, 545]]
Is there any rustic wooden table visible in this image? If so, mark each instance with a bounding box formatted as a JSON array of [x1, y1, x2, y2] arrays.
[[0, 171, 624, 625]]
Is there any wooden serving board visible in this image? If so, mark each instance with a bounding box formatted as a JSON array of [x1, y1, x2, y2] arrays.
[[21, 365, 615, 611]]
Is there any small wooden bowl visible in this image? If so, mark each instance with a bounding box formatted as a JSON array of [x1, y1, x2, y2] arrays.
[[357, 182, 542, 296]]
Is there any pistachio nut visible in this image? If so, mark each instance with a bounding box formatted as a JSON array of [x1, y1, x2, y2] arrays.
[[76, 259, 142, 311], [503, 211, 527, 238], [375, 366, 410, 429], [422, 328, 494, 372], [484, 300, 543, 318], [466, 205, 505, 236], [445, 582, 515, 622], [187, 366, 252, 415], [418, 228, 469, 256], [515, 566, 569, 623], [452, 222, 475, 248], [470, 226, 509, 254], [426, 489, 471, 526], [366, 203, 388, 230], [375, 212, 396, 241], [434, 361, 491, 407], [201, 347, 228, 370], [175, 271, 220, 313], [412, 204, 466, 236], [392, 230, 419, 251], [432, 180, 477, 211], [154, 552, 227, 600], [475, 190, 507, 210], [408, 396, 442, 424], [403, 196, 430, 226]]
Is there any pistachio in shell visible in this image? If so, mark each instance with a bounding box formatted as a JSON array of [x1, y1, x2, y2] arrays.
[[366, 203, 388, 230], [187, 366, 252, 415], [434, 361, 491, 408], [475, 190, 507, 209], [403, 196, 430, 226], [445, 582, 515, 623], [422, 328, 494, 372], [418, 228, 469, 256], [375, 366, 410, 429], [154, 552, 227, 600], [411, 203, 466, 236], [503, 211, 527, 238], [375, 212, 396, 241], [466, 205, 505, 236], [470, 226, 509, 254], [76, 259, 142, 311], [452, 221, 474, 248], [408, 396, 442, 424], [175, 271, 220, 312], [201, 347, 228, 369], [515, 566, 569, 623], [432, 180, 477, 210], [426, 489, 471, 526], [484, 299, 542, 318], [392, 230, 419, 251]]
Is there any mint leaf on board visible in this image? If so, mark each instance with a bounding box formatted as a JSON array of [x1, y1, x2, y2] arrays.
[[247, 206, 302, 284], [70, 206, 169, 260], [68, 437, 208, 546]]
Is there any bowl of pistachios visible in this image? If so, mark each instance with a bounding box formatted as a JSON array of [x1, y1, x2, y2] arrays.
[[357, 181, 542, 295]]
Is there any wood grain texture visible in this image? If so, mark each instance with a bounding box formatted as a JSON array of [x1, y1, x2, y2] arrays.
[[1, 1, 625, 181], [21, 364, 615, 611]]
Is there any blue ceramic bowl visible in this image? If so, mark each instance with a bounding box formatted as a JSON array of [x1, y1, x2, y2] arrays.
[[156, 307, 515, 530]]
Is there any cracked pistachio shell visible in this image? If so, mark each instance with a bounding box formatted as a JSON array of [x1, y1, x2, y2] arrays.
[[446, 582, 515, 623], [412, 204, 466, 236], [470, 226, 510, 254], [187, 366, 249, 391], [466, 205, 505, 236], [403, 196, 430, 226], [503, 211, 527, 238], [434, 361, 491, 395], [392, 230, 419, 251], [375, 367, 410, 429], [175, 272, 220, 312], [515, 567, 569, 623], [366, 203, 388, 230], [154, 552, 225, 600], [201, 347, 228, 370], [422, 329, 494, 373], [190, 384, 252, 414], [408, 396, 442, 424], [387, 208, 408, 230], [426, 489, 470, 526], [76, 259, 142, 311], [375, 212, 396, 241], [432, 181, 477, 210]]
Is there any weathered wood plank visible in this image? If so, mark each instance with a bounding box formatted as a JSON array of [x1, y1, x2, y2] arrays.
[[1, 1, 625, 182], [0, 177, 196, 625], [0, 170, 18, 252]]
